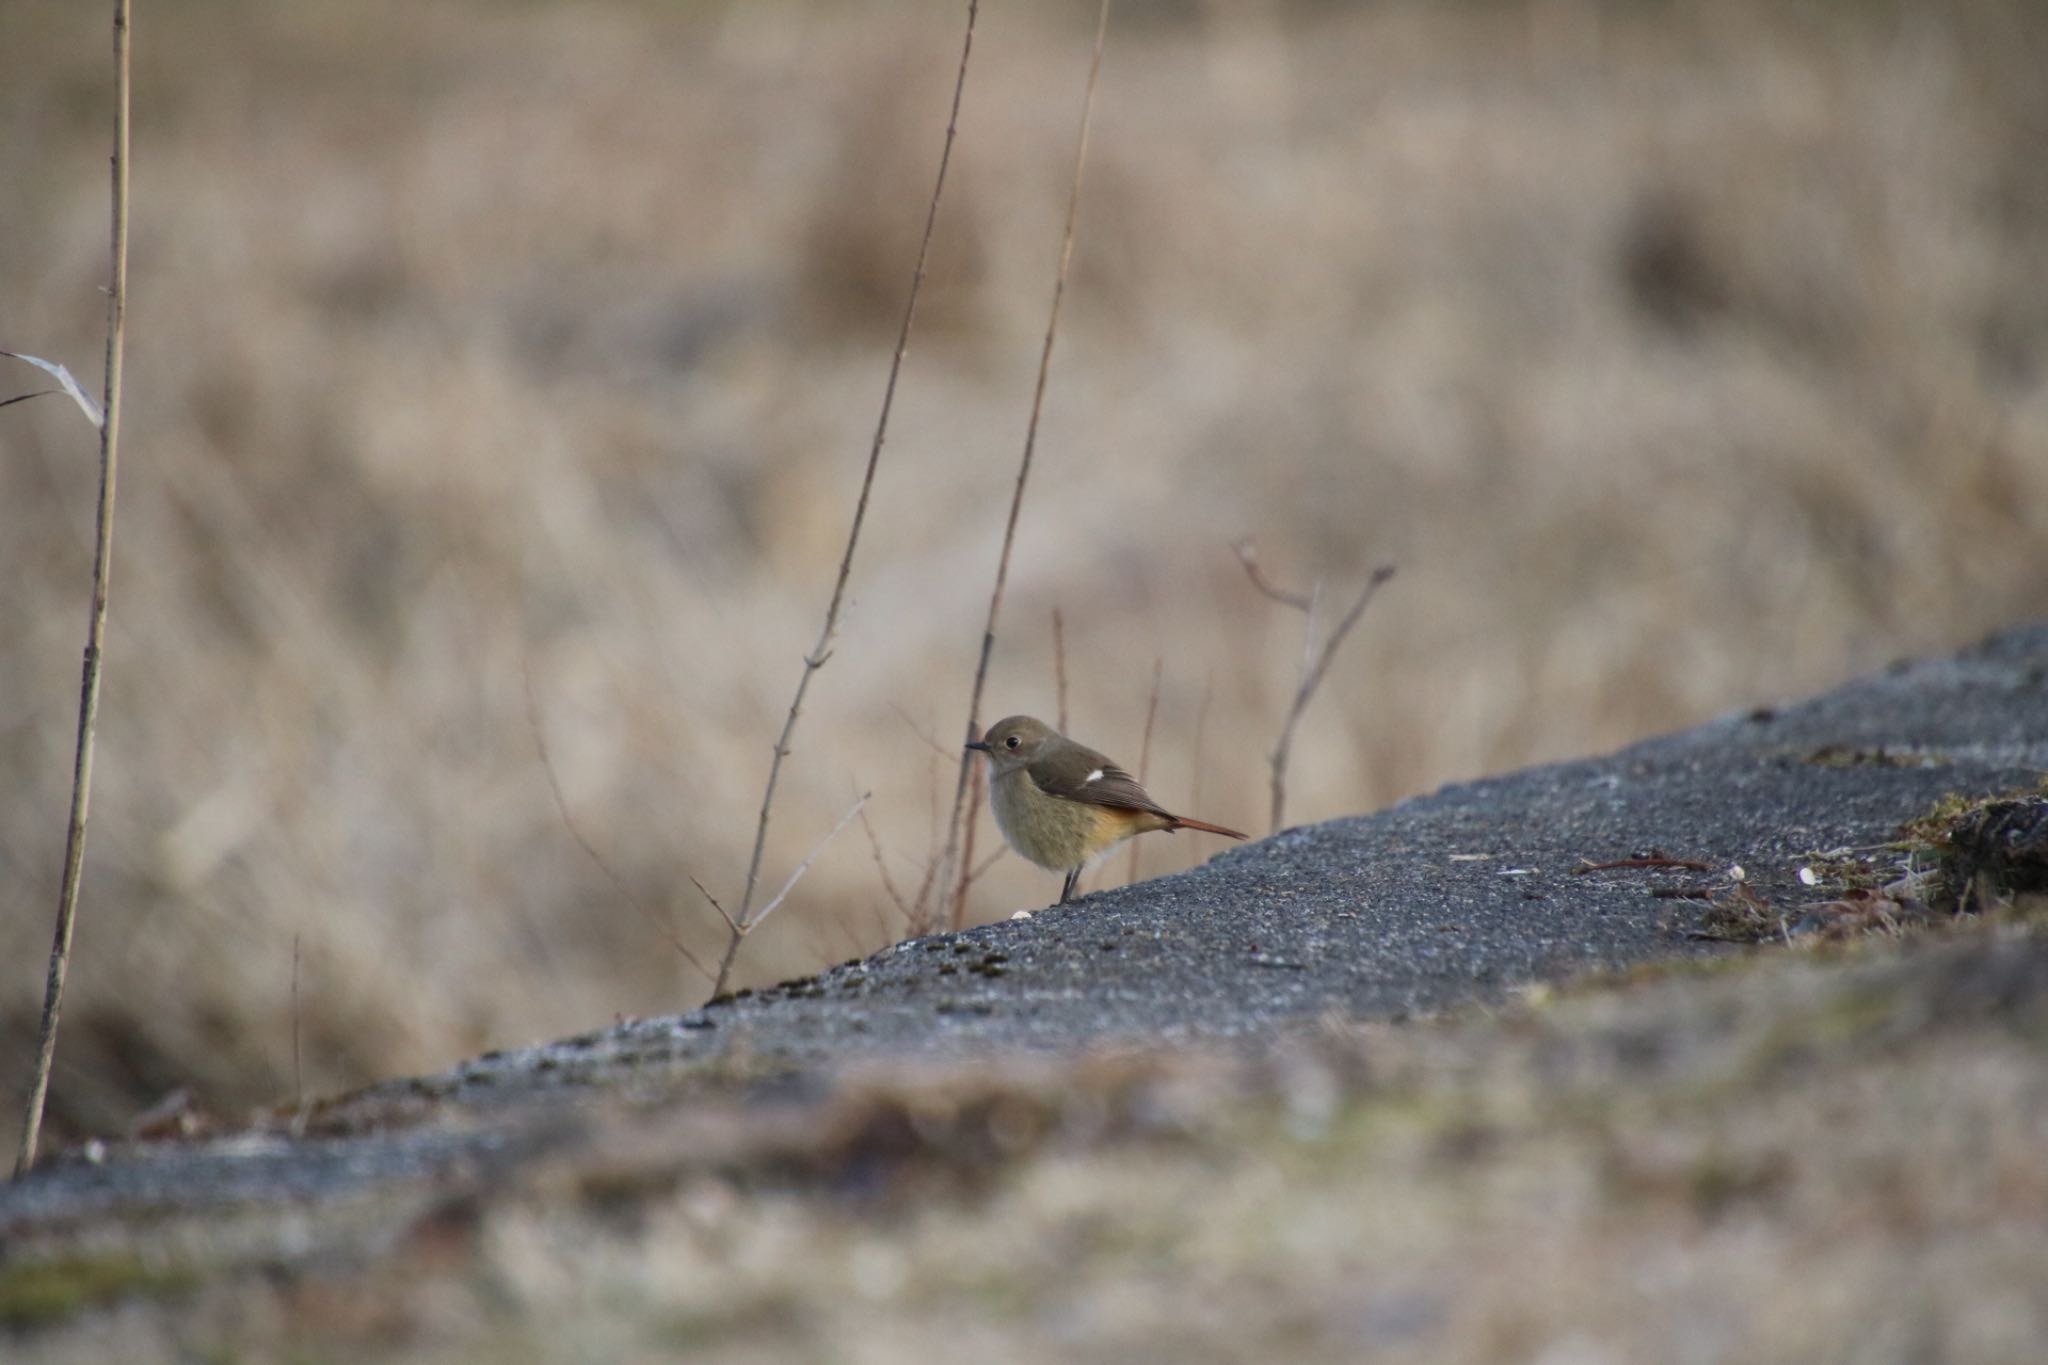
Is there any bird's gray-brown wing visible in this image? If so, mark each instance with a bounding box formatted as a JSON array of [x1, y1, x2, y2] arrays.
[[1026, 748, 1174, 819]]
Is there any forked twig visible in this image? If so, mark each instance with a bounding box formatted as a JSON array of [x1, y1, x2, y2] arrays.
[[15, 0, 132, 1178], [717, 1, 980, 989], [938, 0, 1113, 932], [689, 873, 741, 936], [1235, 539, 1396, 834]]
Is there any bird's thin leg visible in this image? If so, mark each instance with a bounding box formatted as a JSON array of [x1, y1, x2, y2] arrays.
[[1060, 868, 1080, 904]]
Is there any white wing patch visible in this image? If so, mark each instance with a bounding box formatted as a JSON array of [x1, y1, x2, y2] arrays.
[[1085, 768, 1104, 783]]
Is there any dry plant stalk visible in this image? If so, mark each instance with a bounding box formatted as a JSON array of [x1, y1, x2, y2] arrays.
[[14, 0, 132, 1179], [858, 806, 914, 933], [291, 933, 304, 1111], [1124, 656, 1163, 886], [722, 794, 870, 952], [1051, 605, 1070, 733], [289, 932, 311, 1139], [936, 0, 1113, 933], [711, 1, 980, 995], [1187, 671, 1213, 870], [947, 754, 986, 931], [1235, 540, 1396, 835]]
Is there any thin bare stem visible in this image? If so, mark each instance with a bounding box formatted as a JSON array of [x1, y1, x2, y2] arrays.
[[749, 793, 871, 933], [687, 874, 740, 936], [1051, 606, 1070, 733], [948, 760, 985, 932], [858, 806, 913, 930], [16, 0, 131, 1178], [888, 701, 953, 760], [1294, 567, 1397, 733], [720, 0, 978, 985], [1125, 656, 1163, 885], [1299, 580, 1324, 681], [1241, 545, 1397, 834], [940, 0, 1112, 931], [291, 934, 304, 1112], [913, 749, 942, 915], [1188, 670, 1213, 871], [522, 664, 716, 981], [1233, 539, 1313, 611]]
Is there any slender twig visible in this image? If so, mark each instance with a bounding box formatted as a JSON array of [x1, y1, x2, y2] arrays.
[[1289, 568, 1396, 735], [715, 2, 978, 989], [15, 0, 131, 1178], [1125, 656, 1163, 885], [939, 0, 1112, 931], [689, 873, 741, 937], [1051, 606, 1070, 734], [522, 662, 716, 981], [1575, 855, 1712, 874], [888, 701, 953, 760], [289, 932, 310, 1138], [291, 933, 304, 1111], [1236, 539, 1396, 834], [912, 749, 942, 913], [948, 760, 985, 932], [1233, 540, 1313, 611], [737, 793, 871, 970], [1188, 670, 1213, 870], [748, 793, 871, 933], [858, 806, 913, 932], [1299, 580, 1324, 686]]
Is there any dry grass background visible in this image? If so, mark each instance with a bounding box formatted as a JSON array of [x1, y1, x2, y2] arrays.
[[2, 0, 2044, 1150]]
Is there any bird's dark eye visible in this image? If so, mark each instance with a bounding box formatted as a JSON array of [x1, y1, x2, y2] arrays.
[[1004, 735, 1020, 749]]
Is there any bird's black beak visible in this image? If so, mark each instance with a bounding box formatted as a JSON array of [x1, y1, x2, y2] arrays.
[[965, 739, 990, 752]]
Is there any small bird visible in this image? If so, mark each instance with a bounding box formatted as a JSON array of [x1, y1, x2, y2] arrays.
[[968, 714, 1248, 904]]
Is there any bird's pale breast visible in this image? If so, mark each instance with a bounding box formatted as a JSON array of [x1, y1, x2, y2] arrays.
[[990, 767, 1134, 871]]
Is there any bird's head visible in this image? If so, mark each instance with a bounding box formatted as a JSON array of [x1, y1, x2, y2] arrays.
[[966, 714, 1059, 773]]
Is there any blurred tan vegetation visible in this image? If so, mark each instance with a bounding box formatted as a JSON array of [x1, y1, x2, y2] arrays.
[[3, 0, 2045, 1149]]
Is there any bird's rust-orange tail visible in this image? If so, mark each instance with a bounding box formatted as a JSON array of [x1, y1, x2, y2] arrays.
[[1168, 815, 1248, 841]]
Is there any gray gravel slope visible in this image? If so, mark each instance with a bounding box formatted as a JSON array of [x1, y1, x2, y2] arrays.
[[432, 623, 2048, 1090]]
